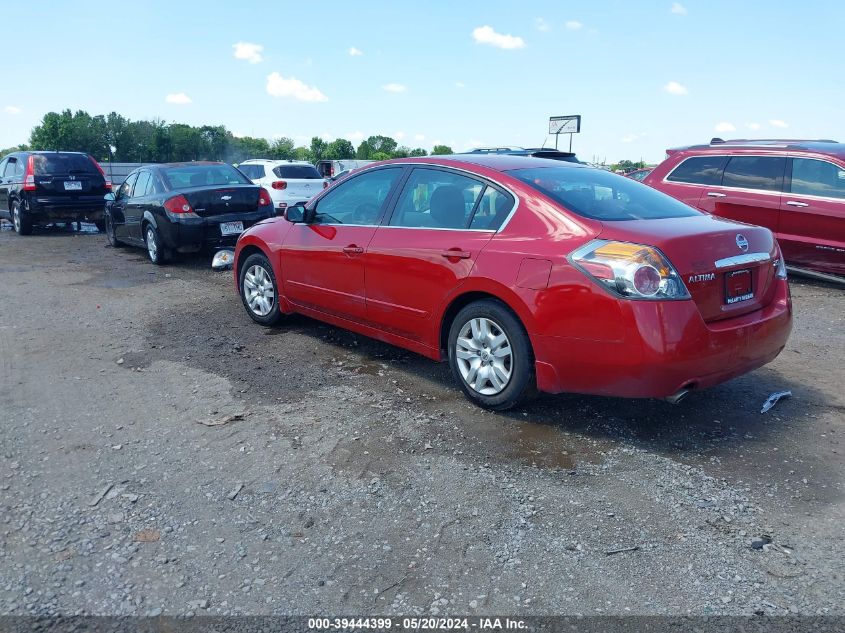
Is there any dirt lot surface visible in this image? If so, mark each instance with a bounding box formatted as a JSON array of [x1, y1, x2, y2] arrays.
[[0, 221, 843, 617]]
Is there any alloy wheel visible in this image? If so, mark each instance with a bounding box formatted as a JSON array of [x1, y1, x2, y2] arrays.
[[454, 317, 513, 395], [146, 227, 158, 262], [13, 205, 21, 233], [243, 264, 276, 317]]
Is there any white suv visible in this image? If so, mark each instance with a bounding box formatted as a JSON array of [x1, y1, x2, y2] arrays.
[[237, 160, 327, 213]]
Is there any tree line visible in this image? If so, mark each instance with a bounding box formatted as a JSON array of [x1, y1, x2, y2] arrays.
[[1, 110, 455, 164]]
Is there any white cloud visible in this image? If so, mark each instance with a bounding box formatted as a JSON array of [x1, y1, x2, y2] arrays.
[[534, 17, 551, 32], [670, 2, 688, 15], [745, 122, 762, 131], [4, 105, 21, 114], [769, 119, 789, 128], [233, 42, 263, 64], [620, 133, 642, 143], [266, 72, 328, 102], [472, 25, 526, 50], [394, 131, 406, 140], [348, 46, 363, 56], [414, 133, 426, 142], [714, 122, 736, 133], [663, 81, 688, 96], [346, 131, 365, 142], [165, 93, 192, 105], [565, 20, 583, 30], [455, 81, 466, 89], [383, 83, 407, 93]]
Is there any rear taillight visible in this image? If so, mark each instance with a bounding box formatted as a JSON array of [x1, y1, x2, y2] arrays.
[[774, 244, 788, 280], [89, 156, 112, 190], [23, 155, 36, 191], [271, 181, 287, 190], [258, 188, 273, 206], [570, 240, 690, 300], [163, 194, 195, 215]]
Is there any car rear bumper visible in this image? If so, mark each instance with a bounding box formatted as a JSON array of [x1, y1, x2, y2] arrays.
[[27, 196, 106, 221], [158, 210, 273, 252], [533, 280, 793, 398]]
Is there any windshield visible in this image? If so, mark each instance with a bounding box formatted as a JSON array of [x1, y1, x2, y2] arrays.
[[510, 166, 700, 221], [161, 164, 252, 189]]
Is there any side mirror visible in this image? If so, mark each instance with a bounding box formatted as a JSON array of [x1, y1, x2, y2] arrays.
[[284, 204, 315, 223], [104, 192, 115, 202]]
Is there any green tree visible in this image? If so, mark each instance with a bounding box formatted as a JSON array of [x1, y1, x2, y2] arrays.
[[268, 137, 295, 160], [0, 143, 29, 156], [293, 146, 311, 161], [409, 147, 428, 157], [391, 146, 411, 159], [371, 151, 391, 161], [325, 138, 355, 161], [356, 140, 373, 159], [230, 136, 270, 162], [431, 144, 453, 155], [365, 135, 398, 156], [309, 137, 328, 163]]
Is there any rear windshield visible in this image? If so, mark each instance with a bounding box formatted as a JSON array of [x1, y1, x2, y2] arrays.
[[161, 164, 251, 189], [33, 153, 99, 176], [237, 164, 265, 180], [510, 167, 701, 221], [273, 165, 322, 179]]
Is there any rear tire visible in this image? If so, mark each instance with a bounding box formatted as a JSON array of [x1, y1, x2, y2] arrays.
[[448, 299, 535, 411], [144, 224, 169, 264], [11, 201, 32, 235], [239, 253, 282, 326]]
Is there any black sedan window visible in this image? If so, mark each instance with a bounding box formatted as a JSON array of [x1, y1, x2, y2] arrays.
[[162, 164, 251, 189], [510, 167, 701, 221]]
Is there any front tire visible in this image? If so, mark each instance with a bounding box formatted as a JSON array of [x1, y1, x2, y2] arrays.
[[144, 224, 169, 264], [239, 253, 282, 326], [448, 299, 534, 411], [11, 201, 32, 235], [104, 213, 122, 247]]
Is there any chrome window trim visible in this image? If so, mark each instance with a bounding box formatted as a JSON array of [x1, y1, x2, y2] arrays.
[[714, 252, 771, 269], [664, 154, 786, 193], [311, 161, 521, 233]]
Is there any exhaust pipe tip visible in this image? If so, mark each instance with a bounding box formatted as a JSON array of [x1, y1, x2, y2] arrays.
[[665, 388, 691, 405]]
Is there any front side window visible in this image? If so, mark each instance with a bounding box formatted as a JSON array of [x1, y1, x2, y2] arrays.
[[238, 164, 266, 180], [313, 168, 401, 225], [116, 173, 138, 200], [511, 166, 700, 221], [790, 158, 845, 199], [721, 156, 785, 192], [389, 168, 484, 229], [666, 155, 727, 186]]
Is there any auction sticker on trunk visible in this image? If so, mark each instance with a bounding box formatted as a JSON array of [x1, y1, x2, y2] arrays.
[[219, 221, 244, 236], [725, 268, 753, 304]]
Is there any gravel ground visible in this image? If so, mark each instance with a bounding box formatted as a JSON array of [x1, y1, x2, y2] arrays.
[[0, 221, 842, 617]]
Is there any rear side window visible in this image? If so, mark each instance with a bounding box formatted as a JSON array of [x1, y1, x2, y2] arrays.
[[238, 164, 265, 180], [162, 164, 251, 189], [32, 153, 98, 175], [3, 158, 16, 178], [721, 156, 785, 192], [273, 165, 322, 179], [469, 187, 514, 230], [790, 158, 845, 199], [511, 166, 700, 221], [666, 155, 727, 186], [389, 168, 485, 229]]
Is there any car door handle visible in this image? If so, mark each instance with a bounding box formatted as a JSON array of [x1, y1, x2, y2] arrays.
[[441, 249, 471, 260], [342, 245, 364, 255], [786, 200, 809, 207], [706, 192, 727, 198]]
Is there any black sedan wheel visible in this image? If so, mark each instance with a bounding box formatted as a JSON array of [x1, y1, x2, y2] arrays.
[[105, 214, 122, 247], [144, 224, 168, 264]]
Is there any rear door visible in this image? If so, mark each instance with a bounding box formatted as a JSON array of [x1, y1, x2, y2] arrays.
[[111, 172, 138, 242], [125, 170, 151, 241], [697, 155, 785, 232], [779, 156, 845, 275], [365, 166, 501, 340], [280, 167, 404, 321]]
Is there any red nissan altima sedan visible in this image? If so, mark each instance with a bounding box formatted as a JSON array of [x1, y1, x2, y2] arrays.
[[233, 155, 792, 410]]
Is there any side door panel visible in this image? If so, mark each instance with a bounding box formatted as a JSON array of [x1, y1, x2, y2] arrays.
[[779, 157, 845, 275], [0, 158, 11, 212], [125, 171, 151, 242], [280, 167, 404, 322], [365, 167, 501, 344], [111, 173, 137, 242]]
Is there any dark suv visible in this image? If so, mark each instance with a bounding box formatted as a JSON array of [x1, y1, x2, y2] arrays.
[[0, 151, 111, 235], [644, 139, 845, 279]]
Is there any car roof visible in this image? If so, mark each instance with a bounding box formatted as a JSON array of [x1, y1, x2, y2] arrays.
[[387, 154, 587, 172], [151, 161, 227, 169], [669, 138, 845, 158], [240, 159, 312, 165]]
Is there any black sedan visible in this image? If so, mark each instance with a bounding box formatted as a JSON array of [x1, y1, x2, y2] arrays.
[[104, 162, 274, 264]]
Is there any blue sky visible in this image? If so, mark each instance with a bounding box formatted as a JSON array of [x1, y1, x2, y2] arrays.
[[1, 0, 842, 163]]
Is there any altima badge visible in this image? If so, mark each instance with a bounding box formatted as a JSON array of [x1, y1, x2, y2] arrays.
[[736, 234, 749, 252]]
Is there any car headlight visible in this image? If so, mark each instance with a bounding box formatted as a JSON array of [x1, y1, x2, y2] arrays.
[[569, 239, 690, 300]]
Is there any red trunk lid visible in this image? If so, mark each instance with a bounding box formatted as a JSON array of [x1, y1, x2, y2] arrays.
[[599, 215, 778, 322]]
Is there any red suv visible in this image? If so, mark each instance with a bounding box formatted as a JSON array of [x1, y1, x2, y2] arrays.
[[233, 156, 792, 410], [644, 139, 845, 279]]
